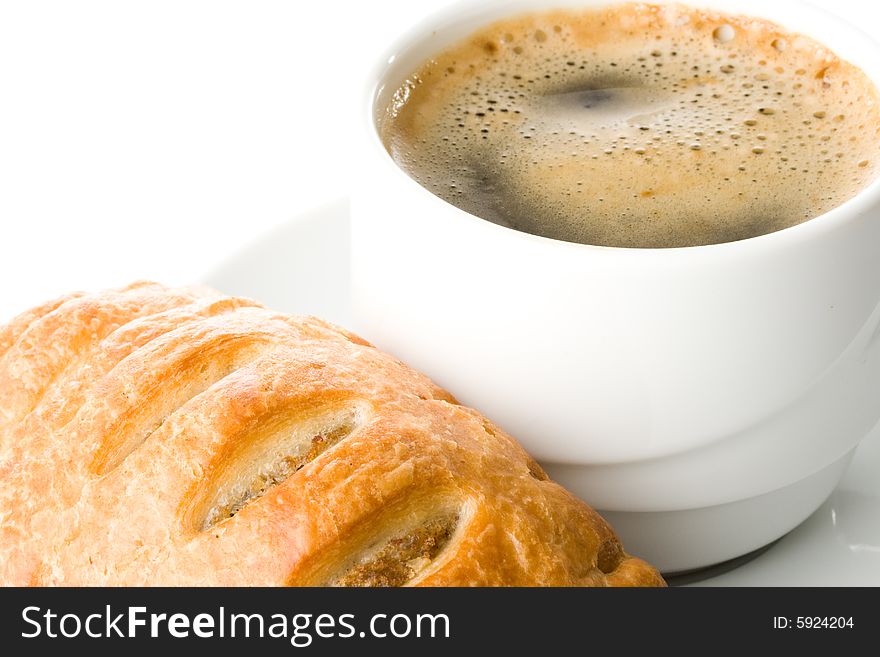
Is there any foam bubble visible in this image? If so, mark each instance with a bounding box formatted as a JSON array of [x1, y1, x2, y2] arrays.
[[381, 3, 880, 247], [713, 24, 736, 44]]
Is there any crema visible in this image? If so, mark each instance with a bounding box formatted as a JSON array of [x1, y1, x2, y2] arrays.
[[380, 3, 880, 247]]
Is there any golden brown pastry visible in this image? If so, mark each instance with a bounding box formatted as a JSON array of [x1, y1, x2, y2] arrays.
[[0, 282, 663, 586]]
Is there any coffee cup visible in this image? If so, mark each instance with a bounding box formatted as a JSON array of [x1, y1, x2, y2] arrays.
[[351, 0, 880, 573]]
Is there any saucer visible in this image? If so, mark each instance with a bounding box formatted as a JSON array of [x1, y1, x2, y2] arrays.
[[203, 199, 880, 586]]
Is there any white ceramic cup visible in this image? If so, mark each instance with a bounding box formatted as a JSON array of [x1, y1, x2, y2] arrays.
[[351, 0, 880, 573]]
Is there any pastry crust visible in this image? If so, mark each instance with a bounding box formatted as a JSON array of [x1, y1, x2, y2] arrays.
[[0, 282, 664, 586]]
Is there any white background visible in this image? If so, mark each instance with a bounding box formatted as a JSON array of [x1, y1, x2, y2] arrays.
[[0, 0, 877, 321]]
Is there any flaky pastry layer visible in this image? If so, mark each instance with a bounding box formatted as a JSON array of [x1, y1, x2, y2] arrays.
[[0, 283, 663, 586]]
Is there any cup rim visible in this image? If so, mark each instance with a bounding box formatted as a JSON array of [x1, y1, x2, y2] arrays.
[[363, 0, 880, 256]]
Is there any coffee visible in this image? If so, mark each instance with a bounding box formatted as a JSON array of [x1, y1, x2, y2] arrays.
[[379, 3, 880, 248]]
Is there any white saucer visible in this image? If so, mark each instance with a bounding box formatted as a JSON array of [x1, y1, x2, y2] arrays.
[[204, 199, 880, 586]]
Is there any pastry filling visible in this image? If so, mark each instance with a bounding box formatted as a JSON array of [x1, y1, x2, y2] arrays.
[[203, 420, 358, 529], [596, 538, 624, 574], [330, 513, 459, 587], [196, 404, 368, 531]]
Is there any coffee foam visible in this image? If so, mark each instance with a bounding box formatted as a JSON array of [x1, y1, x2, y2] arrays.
[[380, 3, 880, 248]]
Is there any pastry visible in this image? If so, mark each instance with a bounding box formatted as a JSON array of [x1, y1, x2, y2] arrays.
[[0, 282, 663, 586]]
